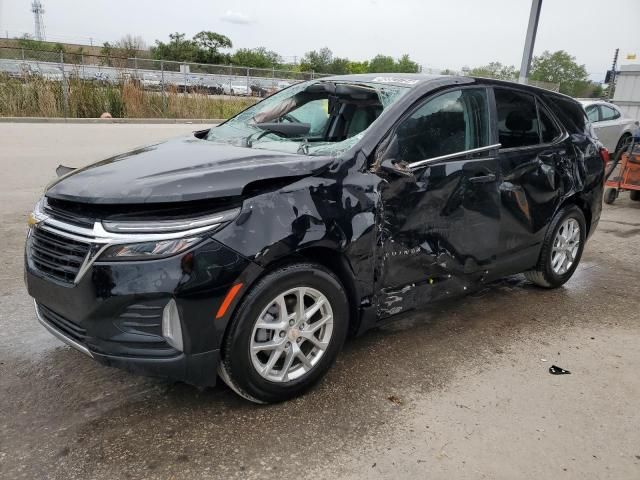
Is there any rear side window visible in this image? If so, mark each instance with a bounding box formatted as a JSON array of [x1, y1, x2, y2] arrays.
[[393, 88, 490, 163], [495, 88, 562, 148], [600, 105, 621, 121], [494, 89, 539, 148]]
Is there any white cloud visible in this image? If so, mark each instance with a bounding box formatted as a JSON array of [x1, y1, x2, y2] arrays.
[[220, 10, 251, 25]]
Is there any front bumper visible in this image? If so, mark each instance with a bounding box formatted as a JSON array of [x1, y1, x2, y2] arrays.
[[34, 299, 220, 385], [26, 233, 261, 387]]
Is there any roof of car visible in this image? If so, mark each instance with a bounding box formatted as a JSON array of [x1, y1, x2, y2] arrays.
[[320, 73, 445, 87]]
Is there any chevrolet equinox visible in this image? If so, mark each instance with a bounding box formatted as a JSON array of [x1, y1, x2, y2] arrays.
[[25, 74, 605, 403]]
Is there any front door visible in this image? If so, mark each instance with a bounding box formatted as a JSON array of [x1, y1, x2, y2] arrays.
[[374, 87, 502, 319]]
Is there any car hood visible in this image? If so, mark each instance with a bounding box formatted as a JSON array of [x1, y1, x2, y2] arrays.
[[45, 136, 334, 204]]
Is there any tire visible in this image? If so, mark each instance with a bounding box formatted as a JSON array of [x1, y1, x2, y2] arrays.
[[218, 262, 349, 403], [615, 134, 631, 154], [631, 191, 640, 202], [524, 205, 586, 289], [604, 188, 617, 205]]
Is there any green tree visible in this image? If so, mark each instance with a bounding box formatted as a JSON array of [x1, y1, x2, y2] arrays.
[[348, 60, 369, 74], [193, 31, 232, 63], [151, 33, 198, 62], [300, 47, 334, 73], [530, 50, 590, 97], [368, 55, 396, 73], [329, 57, 351, 75], [468, 61, 517, 80], [395, 54, 420, 73], [231, 47, 281, 68]]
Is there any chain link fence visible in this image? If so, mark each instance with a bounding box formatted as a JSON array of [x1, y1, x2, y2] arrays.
[[0, 46, 335, 119], [0, 46, 560, 118]]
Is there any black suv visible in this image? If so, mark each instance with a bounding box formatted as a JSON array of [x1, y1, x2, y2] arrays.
[[25, 74, 605, 403]]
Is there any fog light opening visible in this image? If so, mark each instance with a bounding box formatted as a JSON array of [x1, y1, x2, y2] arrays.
[[162, 299, 183, 352]]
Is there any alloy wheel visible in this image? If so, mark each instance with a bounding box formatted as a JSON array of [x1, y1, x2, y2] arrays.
[[249, 287, 333, 383], [551, 218, 581, 275]]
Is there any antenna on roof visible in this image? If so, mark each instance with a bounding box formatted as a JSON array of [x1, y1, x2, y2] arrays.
[[32, 0, 46, 41]]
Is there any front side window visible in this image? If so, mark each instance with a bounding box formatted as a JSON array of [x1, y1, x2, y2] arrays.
[[600, 105, 621, 121], [392, 88, 490, 163], [207, 80, 408, 157]]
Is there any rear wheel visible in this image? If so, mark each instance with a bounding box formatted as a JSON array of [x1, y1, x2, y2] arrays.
[[524, 206, 586, 289], [218, 263, 349, 403], [630, 191, 640, 202]]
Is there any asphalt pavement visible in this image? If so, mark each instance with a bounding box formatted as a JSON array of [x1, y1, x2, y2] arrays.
[[1, 123, 639, 479]]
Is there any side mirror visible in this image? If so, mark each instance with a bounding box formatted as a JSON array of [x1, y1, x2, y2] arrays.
[[379, 158, 413, 177]]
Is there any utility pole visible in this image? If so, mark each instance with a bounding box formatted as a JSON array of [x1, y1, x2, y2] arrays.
[[518, 0, 543, 85], [31, 1, 46, 41], [607, 48, 619, 101]]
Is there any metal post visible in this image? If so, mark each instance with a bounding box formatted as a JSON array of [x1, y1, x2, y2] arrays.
[[518, 0, 543, 85], [161, 60, 166, 113], [60, 51, 69, 118], [184, 62, 188, 93], [246, 68, 250, 93], [608, 48, 619, 101], [21, 48, 25, 61]]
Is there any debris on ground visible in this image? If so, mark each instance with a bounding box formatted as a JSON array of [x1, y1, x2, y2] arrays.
[[549, 365, 571, 375], [387, 395, 403, 406]]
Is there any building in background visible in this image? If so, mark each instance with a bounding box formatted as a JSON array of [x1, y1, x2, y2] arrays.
[[614, 64, 640, 121]]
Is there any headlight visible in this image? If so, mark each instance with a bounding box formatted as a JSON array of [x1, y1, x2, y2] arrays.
[[98, 237, 202, 261], [102, 208, 240, 234]]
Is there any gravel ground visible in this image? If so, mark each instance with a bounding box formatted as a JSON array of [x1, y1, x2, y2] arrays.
[[0, 123, 639, 480]]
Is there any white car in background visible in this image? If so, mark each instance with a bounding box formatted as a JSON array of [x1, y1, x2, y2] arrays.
[[580, 100, 638, 153], [141, 73, 161, 90], [223, 82, 251, 96]]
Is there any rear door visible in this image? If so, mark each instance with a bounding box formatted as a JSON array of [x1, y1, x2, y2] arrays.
[[596, 104, 623, 151], [493, 87, 574, 273], [374, 86, 502, 318]]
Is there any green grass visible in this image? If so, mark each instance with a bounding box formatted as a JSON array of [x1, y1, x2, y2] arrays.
[[0, 74, 257, 119]]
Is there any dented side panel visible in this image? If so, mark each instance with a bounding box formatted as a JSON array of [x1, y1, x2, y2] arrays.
[[212, 154, 382, 302], [375, 156, 502, 318]]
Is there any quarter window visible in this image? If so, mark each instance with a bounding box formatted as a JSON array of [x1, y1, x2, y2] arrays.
[[393, 88, 490, 163], [538, 103, 561, 143], [600, 105, 621, 121]]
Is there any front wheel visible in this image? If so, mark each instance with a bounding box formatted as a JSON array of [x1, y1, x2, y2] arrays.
[[218, 263, 349, 403], [604, 188, 618, 204], [524, 206, 586, 289]]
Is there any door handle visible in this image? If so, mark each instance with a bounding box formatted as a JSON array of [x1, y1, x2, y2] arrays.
[[469, 173, 496, 184]]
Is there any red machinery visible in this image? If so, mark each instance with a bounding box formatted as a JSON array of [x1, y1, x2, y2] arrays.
[[604, 125, 640, 204]]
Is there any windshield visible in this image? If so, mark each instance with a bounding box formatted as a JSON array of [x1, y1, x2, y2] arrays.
[[206, 80, 409, 156]]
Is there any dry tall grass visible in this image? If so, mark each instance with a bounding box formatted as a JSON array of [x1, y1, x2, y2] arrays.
[[0, 74, 257, 119]]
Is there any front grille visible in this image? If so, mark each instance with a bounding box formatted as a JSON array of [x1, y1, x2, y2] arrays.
[[30, 227, 90, 284], [37, 303, 88, 344]]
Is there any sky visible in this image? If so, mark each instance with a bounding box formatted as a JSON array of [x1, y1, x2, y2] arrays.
[[1, 0, 639, 81]]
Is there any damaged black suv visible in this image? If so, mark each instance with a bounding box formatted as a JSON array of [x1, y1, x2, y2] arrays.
[[26, 74, 604, 403]]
